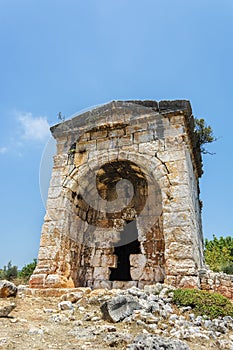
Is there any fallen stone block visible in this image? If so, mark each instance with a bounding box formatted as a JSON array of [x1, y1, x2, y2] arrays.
[[0, 301, 16, 317], [58, 301, 74, 311], [100, 295, 142, 322], [0, 280, 17, 298], [104, 332, 133, 347], [60, 291, 84, 303]]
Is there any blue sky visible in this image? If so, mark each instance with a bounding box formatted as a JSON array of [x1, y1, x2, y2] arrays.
[[0, 0, 232, 268]]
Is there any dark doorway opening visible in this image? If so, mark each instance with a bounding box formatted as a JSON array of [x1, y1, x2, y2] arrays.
[[110, 221, 141, 281]]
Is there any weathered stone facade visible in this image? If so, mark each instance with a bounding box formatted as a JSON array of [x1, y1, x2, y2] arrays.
[[30, 100, 205, 289]]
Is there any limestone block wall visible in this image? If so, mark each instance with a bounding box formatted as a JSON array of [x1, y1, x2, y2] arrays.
[[30, 100, 204, 289], [199, 269, 233, 301]]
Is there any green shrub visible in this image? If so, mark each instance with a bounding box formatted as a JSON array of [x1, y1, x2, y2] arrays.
[[222, 262, 233, 275], [172, 288, 233, 319]]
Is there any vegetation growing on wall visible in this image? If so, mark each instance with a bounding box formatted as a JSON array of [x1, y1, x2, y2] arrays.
[[194, 118, 216, 154]]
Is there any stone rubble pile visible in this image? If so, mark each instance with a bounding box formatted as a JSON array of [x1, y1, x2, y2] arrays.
[[127, 334, 190, 350], [1, 280, 233, 349], [57, 283, 233, 349]]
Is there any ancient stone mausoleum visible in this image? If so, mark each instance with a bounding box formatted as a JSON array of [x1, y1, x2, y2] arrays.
[[30, 100, 205, 290]]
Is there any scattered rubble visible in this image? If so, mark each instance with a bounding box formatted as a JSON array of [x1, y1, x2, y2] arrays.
[[1, 282, 233, 349], [127, 334, 190, 349]]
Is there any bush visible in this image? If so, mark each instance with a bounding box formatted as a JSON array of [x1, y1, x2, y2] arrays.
[[194, 118, 216, 154], [172, 288, 233, 319], [0, 259, 37, 284], [222, 262, 233, 275]]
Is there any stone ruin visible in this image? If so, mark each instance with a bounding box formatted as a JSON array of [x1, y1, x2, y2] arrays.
[[30, 100, 205, 290]]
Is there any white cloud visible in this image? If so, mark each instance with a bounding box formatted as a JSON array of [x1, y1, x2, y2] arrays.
[[18, 112, 50, 142], [0, 147, 7, 154]]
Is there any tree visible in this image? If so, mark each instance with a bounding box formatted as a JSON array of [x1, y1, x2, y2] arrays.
[[0, 261, 18, 281], [204, 235, 233, 272], [18, 259, 37, 283], [0, 259, 37, 283], [194, 118, 216, 154]]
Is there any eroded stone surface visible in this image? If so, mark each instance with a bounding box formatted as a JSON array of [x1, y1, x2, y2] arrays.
[[30, 100, 204, 290]]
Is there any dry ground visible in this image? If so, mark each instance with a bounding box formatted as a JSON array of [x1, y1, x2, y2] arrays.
[[0, 294, 230, 350]]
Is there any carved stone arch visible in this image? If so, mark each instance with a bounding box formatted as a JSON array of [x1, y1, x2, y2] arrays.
[[58, 151, 166, 287]]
